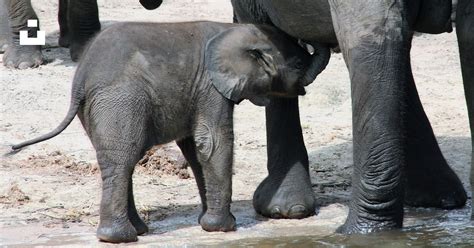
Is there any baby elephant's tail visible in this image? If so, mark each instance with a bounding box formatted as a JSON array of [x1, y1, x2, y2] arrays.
[[10, 98, 81, 152], [9, 76, 86, 153]]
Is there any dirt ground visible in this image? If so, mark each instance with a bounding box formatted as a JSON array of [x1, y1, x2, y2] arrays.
[[0, 0, 471, 246]]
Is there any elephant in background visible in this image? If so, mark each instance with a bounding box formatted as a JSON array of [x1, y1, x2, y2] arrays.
[[231, 0, 470, 234], [10, 21, 327, 242], [0, 0, 162, 69]]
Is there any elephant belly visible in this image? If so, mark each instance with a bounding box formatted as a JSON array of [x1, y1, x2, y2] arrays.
[[152, 114, 193, 145], [264, 0, 338, 44]]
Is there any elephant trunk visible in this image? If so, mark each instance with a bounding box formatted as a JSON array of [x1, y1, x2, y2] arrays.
[[139, 0, 163, 10], [302, 43, 331, 86]]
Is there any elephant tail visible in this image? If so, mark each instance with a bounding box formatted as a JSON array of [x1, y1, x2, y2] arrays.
[[9, 79, 85, 153]]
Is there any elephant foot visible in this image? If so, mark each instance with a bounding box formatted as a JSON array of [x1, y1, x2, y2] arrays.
[[405, 161, 467, 209], [253, 162, 315, 219], [336, 214, 401, 235], [3, 44, 43, 69], [96, 219, 138, 243], [199, 212, 236, 232]]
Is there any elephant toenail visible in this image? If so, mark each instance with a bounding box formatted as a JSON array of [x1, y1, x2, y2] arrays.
[[270, 206, 283, 218], [18, 62, 32, 70], [288, 204, 310, 219]]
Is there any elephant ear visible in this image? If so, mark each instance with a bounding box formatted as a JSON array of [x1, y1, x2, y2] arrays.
[[139, 0, 163, 10], [205, 26, 277, 105]]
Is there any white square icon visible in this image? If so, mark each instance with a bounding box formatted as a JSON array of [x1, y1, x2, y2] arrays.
[[19, 19, 45, 46]]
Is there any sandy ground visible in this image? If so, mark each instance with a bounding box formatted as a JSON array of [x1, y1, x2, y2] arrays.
[[0, 0, 471, 246]]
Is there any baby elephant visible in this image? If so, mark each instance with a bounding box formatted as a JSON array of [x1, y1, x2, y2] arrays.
[[11, 21, 326, 243]]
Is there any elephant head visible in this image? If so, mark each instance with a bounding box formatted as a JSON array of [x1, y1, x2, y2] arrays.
[[139, 0, 163, 10], [206, 25, 324, 106]]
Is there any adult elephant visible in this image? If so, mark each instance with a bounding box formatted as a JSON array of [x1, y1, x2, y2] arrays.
[[232, 0, 469, 234], [0, 0, 162, 69]]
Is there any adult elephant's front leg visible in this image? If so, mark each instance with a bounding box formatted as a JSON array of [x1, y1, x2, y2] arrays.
[[3, 0, 43, 69], [0, 0, 9, 52], [456, 0, 474, 219], [254, 97, 316, 219], [329, 0, 411, 234]]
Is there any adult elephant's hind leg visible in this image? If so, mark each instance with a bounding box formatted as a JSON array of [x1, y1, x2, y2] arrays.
[[58, 0, 70, 47], [456, 0, 474, 218], [254, 97, 316, 219], [329, 0, 410, 234], [68, 0, 100, 61], [404, 67, 466, 209]]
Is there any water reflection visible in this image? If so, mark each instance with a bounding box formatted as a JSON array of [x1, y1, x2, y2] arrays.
[[219, 205, 474, 247]]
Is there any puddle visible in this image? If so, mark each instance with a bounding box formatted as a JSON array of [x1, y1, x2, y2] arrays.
[[219, 205, 474, 247]]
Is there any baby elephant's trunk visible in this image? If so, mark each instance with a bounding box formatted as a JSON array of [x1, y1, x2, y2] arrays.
[[302, 43, 331, 86]]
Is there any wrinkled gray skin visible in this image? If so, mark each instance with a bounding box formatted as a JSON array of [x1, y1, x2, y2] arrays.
[[231, 0, 469, 234], [10, 21, 325, 243], [0, 0, 162, 69]]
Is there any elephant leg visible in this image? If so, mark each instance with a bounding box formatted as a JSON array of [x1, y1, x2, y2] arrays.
[[456, 0, 474, 218], [127, 178, 149, 236], [232, 5, 315, 219], [67, 0, 100, 61], [176, 138, 208, 218], [193, 118, 236, 232], [90, 92, 150, 243], [0, 0, 9, 52], [3, 0, 43, 69], [328, 0, 411, 234], [254, 97, 315, 219], [95, 143, 141, 243], [58, 0, 70, 47], [404, 67, 467, 209]]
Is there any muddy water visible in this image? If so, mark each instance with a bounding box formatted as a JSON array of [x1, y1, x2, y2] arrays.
[[9, 204, 474, 247], [220, 206, 474, 247]]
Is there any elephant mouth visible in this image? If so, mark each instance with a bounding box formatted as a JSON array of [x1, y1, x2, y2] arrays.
[[297, 84, 306, 96]]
